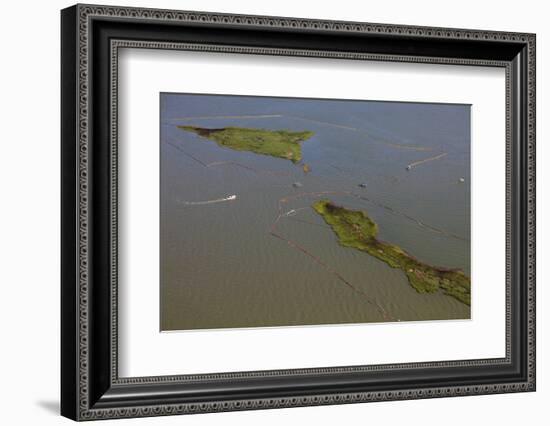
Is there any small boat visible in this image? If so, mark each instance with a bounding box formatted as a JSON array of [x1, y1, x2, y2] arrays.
[[226, 195, 237, 200], [358, 183, 367, 188], [458, 177, 465, 183]]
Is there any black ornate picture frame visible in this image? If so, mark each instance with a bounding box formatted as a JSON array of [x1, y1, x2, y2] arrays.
[[61, 4, 536, 421]]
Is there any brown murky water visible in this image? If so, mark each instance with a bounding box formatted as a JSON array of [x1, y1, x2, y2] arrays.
[[160, 93, 471, 331]]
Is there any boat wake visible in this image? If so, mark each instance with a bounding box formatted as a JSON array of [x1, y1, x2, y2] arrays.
[[178, 195, 237, 206]]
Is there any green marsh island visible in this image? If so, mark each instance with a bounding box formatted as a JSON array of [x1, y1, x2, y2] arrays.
[[313, 200, 471, 306], [179, 126, 314, 163]]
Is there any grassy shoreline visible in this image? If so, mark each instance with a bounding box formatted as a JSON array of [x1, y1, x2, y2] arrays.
[[178, 126, 314, 163], [313, 200, 470, 306]]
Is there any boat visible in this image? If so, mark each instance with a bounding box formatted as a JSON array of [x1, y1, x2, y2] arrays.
[[179, 194, 236, 205]]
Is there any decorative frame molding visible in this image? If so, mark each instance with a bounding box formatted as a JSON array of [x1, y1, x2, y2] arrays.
[[61, 4, 535, 421]]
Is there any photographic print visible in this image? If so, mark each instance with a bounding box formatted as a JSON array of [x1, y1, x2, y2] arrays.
[[160, 93, 471, 331]]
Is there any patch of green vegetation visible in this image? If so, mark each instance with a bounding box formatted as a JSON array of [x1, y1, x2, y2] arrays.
[[178, 126, 314, 163], [312, 200, 470, 306]]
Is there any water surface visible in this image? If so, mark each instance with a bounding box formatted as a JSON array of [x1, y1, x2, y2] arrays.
[[160, 93, 471, 330]]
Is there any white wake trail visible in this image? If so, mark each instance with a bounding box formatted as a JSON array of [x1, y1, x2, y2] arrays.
[[178, 195, 237, 206]]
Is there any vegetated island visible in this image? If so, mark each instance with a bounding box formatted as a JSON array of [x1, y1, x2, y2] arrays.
[[313, 200, 470, 306], [178, 126, 314, 163]]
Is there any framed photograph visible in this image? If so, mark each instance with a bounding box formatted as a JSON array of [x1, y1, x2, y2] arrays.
[[61, 4, 536, 421]]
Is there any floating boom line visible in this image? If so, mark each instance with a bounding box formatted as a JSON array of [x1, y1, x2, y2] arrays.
[[325, 165, 468, 242], [167, 134, 466, 241], [164, 137, 292, 177], [268, 189, 467, 320], [269, 191, 397, 322], [288, 115, 433, 152], [165, 131, 462, 320], [406, 152, 448, 170], [167, 113, 433, 152], [350, 192, 468, 242], [165, 114, 283, 120]]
